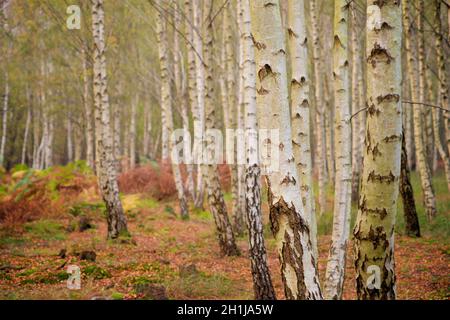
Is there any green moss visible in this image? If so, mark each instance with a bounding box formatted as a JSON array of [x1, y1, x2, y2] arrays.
[[137, 198, 159, 209], [24, 220, 66, 240], [111, 292, 124, 300], [20, 271, 69, 285], [83, 265, 111, 280], [17, 269, 38, 277]]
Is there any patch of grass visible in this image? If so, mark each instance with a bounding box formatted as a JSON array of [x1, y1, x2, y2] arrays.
[[68, 202, 104, 217], [137, 198, 159, 209], [111, 292, 124, 300], [83, 265, 112, 280], [0, 236, 26, 247], [20, 271, 69, 285], [24, 220, 66, 241], [172, 271, 233, 298], [193, 208, 212, 221], [0, 271, 12, 281], [17, 269, 38, 277]]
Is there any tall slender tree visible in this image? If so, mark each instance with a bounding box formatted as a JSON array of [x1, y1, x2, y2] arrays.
[[287, 0, 317, 261], [354, 0, 403, 300], [324, 0, 352, 300], [250, 0, 322, 300], [91, 0, 128, 239]]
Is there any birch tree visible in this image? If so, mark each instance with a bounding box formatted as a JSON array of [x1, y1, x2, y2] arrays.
[[192, 0, 205, 209], [400, 127, 420, 237], [250, 0, 322, 300], [240, 0, 276, 299], [310, 0, 327, 217], [353, 0, 402, 300], [434, 0, 450, 191], [324, 0, 352, 300], [91, 0, 128, 239], [202, 0, 239, 256], [156, 1, 189, 219], [414, 0, 437, 220], [287, 0, 317, 261]]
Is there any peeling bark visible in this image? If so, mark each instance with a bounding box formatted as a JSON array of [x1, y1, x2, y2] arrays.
[[250, 0, 322, 300], [324, 0, 352, 300], [400, 127, 420, 237], [91, 0, 128, 240], [353, 0, 402, 300]]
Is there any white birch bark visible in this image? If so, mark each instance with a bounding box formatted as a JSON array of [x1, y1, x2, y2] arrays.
[[0, 74, 8, 167], [324, 0, 353, 300], [192, 0, 205, 209], [311, 0, 327, 217], [250, 0, 322, 300], [434, 0, 450, 191], [241, 0, 276, 299], [415, 0, 437, 220], [156, 0, 189, 219], [354, 0, 402, 299], [91, 0, 128, 239], [287, 0, 317, 262], [129, 95, 137, 169], [21, 105, 31, 165], [203, 0, 239, 256], [83, 47, 95, 169]]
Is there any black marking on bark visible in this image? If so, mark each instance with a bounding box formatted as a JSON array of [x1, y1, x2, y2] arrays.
[[257, 87, 269, 95], [251, 34, 266, 50], [367, 43, 394, 68], [280, 174, 296, 186], [288, 28, 298, 38], [258, 64, 273, 82], [376, 94, 400, 104], [367, 170, 396, 184]]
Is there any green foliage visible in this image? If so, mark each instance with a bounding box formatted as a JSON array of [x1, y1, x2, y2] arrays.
[[83, 265, 112, 280], [24, 220, 66, 240], [137, 198, 158, 209], [68, 202, 105, 217], [20, 271, 69, 285], [111, 292, 124, 300], [173, 271, 233, 298], [193, 208, 212, 221], [11, 164, 29, 174]]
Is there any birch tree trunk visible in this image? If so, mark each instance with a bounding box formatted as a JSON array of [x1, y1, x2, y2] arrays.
[[434, 0, 450, 191], [250, 0, 322, 300], [192, 0, 205, 209], [21, 104, 31, 165], [174, 4, 195, 200], [351, 2, 362, 202], [234, 0, 246, 237], [353, 0, 402, 300], [67, 114, 73, 163], [203, 0, 239, 256], [415, 0, 437, 220], [129, 95, 137, 169], [83, 47, 95, 169], [241, 0, 276, 299], [0, 74, 9, 167], [400, 127, 420, 237], [225, 3, 242, 234], [185, 0, 198, 201], [311, 0, 327, 217], [91, 0, 128, 239], [324, 0, 352, 300], [287, 0, 317, 262], [156, 1, 189, 220]]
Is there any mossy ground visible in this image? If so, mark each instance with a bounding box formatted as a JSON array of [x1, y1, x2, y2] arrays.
[[0, 169, 448, 300]]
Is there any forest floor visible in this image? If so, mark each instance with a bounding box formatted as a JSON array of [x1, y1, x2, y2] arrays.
[[0, 163, 448, 300]]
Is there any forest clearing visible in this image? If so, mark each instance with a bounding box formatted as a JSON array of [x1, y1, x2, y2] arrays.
[[0, 163, 448, 300], [0, 0, 449, 301]]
